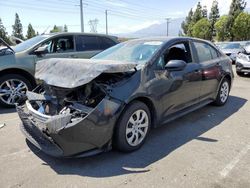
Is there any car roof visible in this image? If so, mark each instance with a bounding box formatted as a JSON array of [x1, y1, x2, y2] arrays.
[[126, 36, 214, 45], [43, 32, 118, 41]]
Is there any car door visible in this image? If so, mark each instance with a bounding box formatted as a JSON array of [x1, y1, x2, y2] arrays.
[[73, 35, 102, 59], [152, 40, 203, 119], [33, 35, 76, 62], [192, 41, 222, 101]]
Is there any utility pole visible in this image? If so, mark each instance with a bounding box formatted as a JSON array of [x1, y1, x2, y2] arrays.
[[80, 0, 84, 32], [165, 18, 171, 36], [105, 10, 108, 35]]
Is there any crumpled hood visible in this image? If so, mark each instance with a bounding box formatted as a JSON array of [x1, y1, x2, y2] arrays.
[[35, 58, 137, 88]]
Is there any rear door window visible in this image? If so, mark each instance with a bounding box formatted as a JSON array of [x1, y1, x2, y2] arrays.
[[194, 42, 219, 62], [75, 35, 100, 51]]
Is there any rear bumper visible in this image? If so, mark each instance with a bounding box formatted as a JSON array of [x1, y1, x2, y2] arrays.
[[17, 98, 123, 157]]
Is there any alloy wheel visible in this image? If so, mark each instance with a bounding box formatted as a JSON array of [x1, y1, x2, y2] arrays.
[[220, 81, 229, 103], [0, 79, 28, 105], [125, 109, 149, 147]]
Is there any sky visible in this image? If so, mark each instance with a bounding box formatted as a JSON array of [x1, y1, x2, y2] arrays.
[[0, 0, 250, 36]]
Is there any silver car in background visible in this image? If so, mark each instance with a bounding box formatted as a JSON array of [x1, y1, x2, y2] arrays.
[[236, 45, 250, 76], [220, 42, 244, 63]]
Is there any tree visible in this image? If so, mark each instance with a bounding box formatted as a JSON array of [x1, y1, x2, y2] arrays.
[[0, 18, 10, 44], [63, 24, 68, 32], [193, 2, 203, 23], [50, 25, 60, 33], [26, 23, 36, 39], [12, 13, 24, 40], [209, 0, 220, 38], [202, 6, 208, 18], [192, 18, 212, 40], [232, 12, 250, 41], [187, 22, 195, 37], [215, 15, 230, 41], [227, 0, 247, 40], [181, 9, 193, 35]]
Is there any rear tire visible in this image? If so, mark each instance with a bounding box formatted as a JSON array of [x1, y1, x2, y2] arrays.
[[114, 101, 151, 152], [0, 74, 33, 108], [213, 78, 230, 106]]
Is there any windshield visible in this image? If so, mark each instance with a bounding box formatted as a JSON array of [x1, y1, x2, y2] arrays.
[[222, 43, 241, 49], [13, 35, 49, 53], [92, 40, 163, 64]]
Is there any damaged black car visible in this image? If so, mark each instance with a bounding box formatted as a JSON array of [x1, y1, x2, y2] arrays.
[[17, 37, 234, 157]]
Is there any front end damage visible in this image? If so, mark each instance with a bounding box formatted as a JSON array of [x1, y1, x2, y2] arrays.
[[17, 58, 138, 157]]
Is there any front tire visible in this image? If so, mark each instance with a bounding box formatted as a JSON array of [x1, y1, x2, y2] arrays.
[[114, 101, 151, 152], [213, 78, 230, 106], [0, 74, 33, 108]]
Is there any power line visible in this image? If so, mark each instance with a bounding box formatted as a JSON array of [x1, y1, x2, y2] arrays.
[[0, 2, 79, 14], [84, 0, 167, 19]]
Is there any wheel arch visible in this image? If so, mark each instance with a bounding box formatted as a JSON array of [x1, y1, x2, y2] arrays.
[[0, 68, 36, 87], [219, 73, 232, 92], [224, 74, 232, 89], [123, 96, 157, 128]]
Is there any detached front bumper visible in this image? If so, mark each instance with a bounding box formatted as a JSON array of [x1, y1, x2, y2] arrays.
[[17, 98, 123, 157]]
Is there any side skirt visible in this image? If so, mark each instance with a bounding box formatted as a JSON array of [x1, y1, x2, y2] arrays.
[[156, 99, 214, 127]]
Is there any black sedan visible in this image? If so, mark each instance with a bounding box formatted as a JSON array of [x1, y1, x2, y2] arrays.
[[17, 37, 234, 157]]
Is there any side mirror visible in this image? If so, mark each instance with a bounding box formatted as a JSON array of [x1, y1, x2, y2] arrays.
[[165, 60, 187, 71], [34, 46, 48, 55]]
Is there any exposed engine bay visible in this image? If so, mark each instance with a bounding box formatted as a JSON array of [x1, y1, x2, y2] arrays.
[[25, 72, 133, 120]]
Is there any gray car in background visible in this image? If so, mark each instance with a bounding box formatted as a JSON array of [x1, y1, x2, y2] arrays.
[[220, 42, 244, 63], [0, 33, 119, 107]]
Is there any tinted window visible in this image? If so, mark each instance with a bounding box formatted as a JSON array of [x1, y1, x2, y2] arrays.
[[210, 46, 219, 59], [194, 42, 218, 62], [76, 35, 100, 51], [99, 37, 116, 50]]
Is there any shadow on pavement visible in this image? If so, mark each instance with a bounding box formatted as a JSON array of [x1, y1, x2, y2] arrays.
[[28, 95, 247, 178], [0, 107, 16, 114]]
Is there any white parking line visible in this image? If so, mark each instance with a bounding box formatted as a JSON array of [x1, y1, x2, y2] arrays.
[[220, 144, 250, 178]]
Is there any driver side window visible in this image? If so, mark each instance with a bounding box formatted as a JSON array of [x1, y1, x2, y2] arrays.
[[157, 42, 193, 69], [36, 36, 74, 54]]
